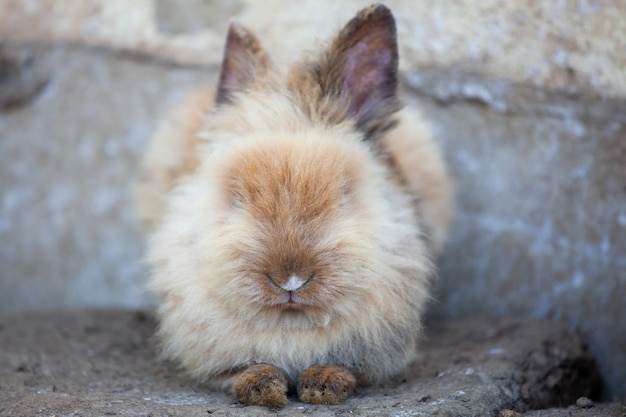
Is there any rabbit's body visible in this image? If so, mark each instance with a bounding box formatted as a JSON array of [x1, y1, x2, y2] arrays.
[[136, 4, 452, 407]]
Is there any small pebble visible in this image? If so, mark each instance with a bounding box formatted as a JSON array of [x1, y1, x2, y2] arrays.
[[499, 410, 520, 417], [575, 396, 594, 408]]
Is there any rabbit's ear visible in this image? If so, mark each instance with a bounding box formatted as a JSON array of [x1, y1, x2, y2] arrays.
[[319, 4, 400, 138], [216, 22, 269, 105]]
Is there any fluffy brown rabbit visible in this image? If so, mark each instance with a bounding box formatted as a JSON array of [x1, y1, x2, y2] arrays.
[[135, 3, 452, 407]]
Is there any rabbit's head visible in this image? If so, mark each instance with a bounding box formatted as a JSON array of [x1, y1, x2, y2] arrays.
[[186, 5, 419, 329]]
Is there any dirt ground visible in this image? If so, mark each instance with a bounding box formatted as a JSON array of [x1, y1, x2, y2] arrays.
[[1, 309, 622, 417]]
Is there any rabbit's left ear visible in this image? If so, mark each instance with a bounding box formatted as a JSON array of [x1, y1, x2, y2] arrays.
[[319, 4, 400, 138], [216, 22, 270, 105]]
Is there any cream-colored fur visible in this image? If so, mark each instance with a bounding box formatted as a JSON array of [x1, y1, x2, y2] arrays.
[[135, 4, 452, 392], [136, 92, 452, 252]]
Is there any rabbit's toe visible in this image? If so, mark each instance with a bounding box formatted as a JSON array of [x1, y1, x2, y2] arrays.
[[232, 364, 291, 407], [297, 365, 356, 404]]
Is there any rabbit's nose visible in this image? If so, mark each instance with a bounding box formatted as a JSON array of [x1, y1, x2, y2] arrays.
[[280, 274, 306, 291]]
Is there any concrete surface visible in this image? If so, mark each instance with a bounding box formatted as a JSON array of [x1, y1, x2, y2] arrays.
[[1, 0, 624, 98], [0, 0, 625, 401], [0, 310, 607, 417]]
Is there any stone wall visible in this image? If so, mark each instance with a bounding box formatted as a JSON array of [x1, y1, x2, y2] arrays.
[[0, 0, 624, 399]]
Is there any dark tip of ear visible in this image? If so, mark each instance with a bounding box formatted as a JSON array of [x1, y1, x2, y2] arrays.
[[228, 20, 246, 36], [216, 21, 268, 105], [358, 3, 394, 23], [340, 3, 396, 45], [327, 3, 399, 138], [225, 21, 263, 55]]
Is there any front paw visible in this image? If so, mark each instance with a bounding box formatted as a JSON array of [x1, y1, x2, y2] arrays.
[[297, 365, 356, 404], [231, 364, 292, 407]]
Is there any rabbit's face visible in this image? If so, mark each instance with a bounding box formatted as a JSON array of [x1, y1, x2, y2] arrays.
[[213, 132, 378, 328], [168, 1, 407, 331]]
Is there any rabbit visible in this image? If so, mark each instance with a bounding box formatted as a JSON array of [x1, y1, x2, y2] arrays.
[[135, 3, 452, 408]]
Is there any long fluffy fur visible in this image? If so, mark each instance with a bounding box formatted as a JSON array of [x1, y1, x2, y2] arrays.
[[135, 4, 452, 391]]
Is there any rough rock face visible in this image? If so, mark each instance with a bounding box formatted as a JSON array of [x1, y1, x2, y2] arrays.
[[0, 310, 603, 417], [1, 0, 624, 97], [0, 0, 625, 400]]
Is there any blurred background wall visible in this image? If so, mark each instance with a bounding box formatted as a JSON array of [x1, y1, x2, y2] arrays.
[[0, 0, 624, 400]]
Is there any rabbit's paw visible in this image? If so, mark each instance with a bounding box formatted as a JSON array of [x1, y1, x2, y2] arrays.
[[297, 365, 356, 404], [232, 364, 291, 407]]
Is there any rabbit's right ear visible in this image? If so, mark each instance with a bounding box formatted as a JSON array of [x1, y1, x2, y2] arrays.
[[216, 22, 269, 105]]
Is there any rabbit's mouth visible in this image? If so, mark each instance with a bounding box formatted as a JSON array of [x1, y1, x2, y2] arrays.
[[273, 290, 318, 312], [279, 291, 303, 308]]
